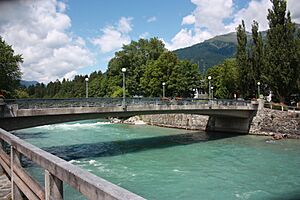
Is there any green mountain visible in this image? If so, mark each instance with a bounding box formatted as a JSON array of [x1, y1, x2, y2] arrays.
[[20, 80, 39, 87], [174, 32, 242, 73], [174, 24, 300, 73]]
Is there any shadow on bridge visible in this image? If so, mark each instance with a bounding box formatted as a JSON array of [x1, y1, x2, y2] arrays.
[[15, 131, 241, 165]]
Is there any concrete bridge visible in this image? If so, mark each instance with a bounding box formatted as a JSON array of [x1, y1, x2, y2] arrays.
[[0, 98, 258, 133], [0, 97, 259, 200]]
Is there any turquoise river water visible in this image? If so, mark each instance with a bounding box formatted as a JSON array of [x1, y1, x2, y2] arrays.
[[14, 120, 300, 200]]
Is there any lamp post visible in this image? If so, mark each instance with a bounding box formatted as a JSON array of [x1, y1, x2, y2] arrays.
[[211, 86, 214, 100], [121, 68, 126, 108], [162, 82, 166, 98], [257, 81, 261, 99], [85, 77, 89, 98], [208, 76, 212, 100], [192, 88, 195, 98]]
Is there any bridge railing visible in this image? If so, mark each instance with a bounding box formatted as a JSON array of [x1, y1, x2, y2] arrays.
[[264, 102, 300, 112], [4, 98, 252, 109], [0, 128, 145, 200]]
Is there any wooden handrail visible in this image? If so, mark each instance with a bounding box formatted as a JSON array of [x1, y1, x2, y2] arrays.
[[0, 128, 145, 200]]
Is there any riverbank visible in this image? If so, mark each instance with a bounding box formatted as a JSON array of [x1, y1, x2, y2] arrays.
[[136, 108, 300, 139], [250, 107, 300, 138]]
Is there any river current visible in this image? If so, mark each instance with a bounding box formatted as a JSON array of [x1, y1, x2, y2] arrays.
[[14, 120, 300, 200]]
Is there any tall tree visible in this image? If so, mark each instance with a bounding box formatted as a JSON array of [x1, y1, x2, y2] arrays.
[[264, 0, 300, 102], [140, 51, 201, 97], [250, 20, 264, 88], [236, 20, 252, 98], [297, 30, 300, 91], [206, 59, 239, 99], [0, 36, 23, 97], [106, 38, 166, 97]]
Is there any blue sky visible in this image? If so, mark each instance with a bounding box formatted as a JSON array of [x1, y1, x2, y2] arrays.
[[67, 0, 195, 39], [0, 0, 299, 82]]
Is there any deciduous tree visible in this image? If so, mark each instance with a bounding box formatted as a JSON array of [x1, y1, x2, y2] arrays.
[[0, 37, 23, 97]]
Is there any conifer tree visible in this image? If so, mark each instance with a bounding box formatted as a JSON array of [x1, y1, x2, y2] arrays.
[[251, 21, 264, 88], [264, 0, 299, 102], [236, 20, 252, 98]]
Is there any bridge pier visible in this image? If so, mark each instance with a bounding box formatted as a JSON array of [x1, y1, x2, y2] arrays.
[[206, 116, 254, 134]]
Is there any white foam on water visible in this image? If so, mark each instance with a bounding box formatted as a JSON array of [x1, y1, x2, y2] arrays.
[[97, 166, 110, 172], [173, 169, 185, 173], [69, 160, 82, 164], [36, 121, 111, 131], [88, 160, 96, 165], [235, 190, 268, 199], [265, 140, 276, 144]]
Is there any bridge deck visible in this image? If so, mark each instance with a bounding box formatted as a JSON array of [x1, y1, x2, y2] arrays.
[[0, 98, 258, 131]]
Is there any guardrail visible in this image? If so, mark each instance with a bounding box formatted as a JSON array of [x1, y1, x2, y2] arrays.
[[0, 128, 145, 200], [264, 102, 300, 112], [4, 98, 252, 109]]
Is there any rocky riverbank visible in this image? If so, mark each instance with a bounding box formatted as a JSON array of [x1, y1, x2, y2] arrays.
[[249, 108, 300, 138]]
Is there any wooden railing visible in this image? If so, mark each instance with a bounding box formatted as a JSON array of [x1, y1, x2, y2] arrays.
[[0, 128, 145, 200]]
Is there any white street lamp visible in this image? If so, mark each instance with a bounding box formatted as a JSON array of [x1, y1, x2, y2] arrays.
[[211, 86, 214, 100], [208, 76, 212, 100], [85, 77, 89, 98], [121, 68, 126, 109], [162, 82, 166, 98], [257, 81, 261, 99]]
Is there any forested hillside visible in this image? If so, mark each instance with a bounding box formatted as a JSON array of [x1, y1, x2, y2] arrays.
[[174, 32, 239, 72], [174, 24, 299, 73]]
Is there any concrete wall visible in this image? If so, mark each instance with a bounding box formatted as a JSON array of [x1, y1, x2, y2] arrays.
[[141, 114, 209, 131], [141, 114, 254, 134]]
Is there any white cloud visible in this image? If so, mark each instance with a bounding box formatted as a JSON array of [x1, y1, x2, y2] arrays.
[[63, 70, 77, 80], [147, 16, 157, 23], [227, 0, 300, 32], [226, 0, 272, 32], [139, 32, 150, 39], [0, 0, 94, 83], [92, 17, 133, 53], [165, 28, 212, 50], [118, 17, 133, 33], [57, 1, 66, 12], [191, 0, 233, 33], [168, 0, 300, 51], [167, 0, 233, 50], [182, 15, 195, 25], [44, 30, 70, 48], [287, 0, 300, 23]]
